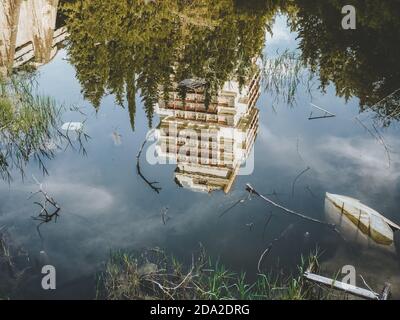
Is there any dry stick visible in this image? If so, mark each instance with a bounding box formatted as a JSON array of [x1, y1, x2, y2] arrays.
[[161, 207, 169, 225], [219, 192, 252, 218], [136, 139, 161, 194], [305, 185, 317, 198], [219, 198, 246, 218], [30, 176, 61, 246], [372, 124, 391, 168], [309, 103, 336, 120], [359, 274, 375, 294], [291, 166, 310, 198], [246, 184, 338, 232], [262, 213, 274, 240], [258, 224, 294, 273]]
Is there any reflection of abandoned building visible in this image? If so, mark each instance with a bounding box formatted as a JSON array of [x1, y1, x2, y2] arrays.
[[0, 0, 66, 76], [155, 68, 260, 193]]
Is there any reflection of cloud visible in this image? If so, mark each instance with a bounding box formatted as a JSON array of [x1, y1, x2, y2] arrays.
[[316, 136, 400, 183], [265, 15, 298, 50], [258, 123, 400, 191], [45, 182, 114, 214], [0, 179, 114, 219]]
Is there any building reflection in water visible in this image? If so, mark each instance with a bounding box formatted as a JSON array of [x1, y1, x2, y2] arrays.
[[155, 66, 260, 194], [0, 0, 66, 76]]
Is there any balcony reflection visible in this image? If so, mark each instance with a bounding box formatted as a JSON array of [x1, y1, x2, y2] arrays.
[[155, 66, 260, 193], [0, 0, 66, 76]]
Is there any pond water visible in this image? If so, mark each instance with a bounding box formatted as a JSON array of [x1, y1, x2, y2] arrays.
[[1, 0, 400, 299]]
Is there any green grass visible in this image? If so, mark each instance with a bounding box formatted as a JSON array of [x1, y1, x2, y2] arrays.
[[96, 247, 340, 300]]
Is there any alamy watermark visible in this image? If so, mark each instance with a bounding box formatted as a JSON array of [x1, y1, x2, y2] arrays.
[[342, 5, 356, 30], [145, 125, 256, 177], [41, 265, 56, 290]]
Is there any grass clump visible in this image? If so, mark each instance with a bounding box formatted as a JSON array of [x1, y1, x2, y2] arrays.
[[97, 247, 333, 300]]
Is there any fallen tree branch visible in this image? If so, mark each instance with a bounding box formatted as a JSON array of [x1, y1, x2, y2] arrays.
[[30, 176, 61, 245], [246, 184, 338, 232]]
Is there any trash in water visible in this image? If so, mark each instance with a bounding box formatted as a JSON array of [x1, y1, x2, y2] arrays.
[[61, 122, 83, 131], [325, 193, 400, 249], [111, 131, 122, 146], [39, 250, 50, 265]]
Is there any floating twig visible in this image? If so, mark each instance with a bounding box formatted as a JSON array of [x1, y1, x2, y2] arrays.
[[136, 137, 162, 194], [30, 176, 61, 243], [308, 103, 336, 120], [246, 184, 338, 232], [161, 207, 170, 225], [258, 224, 294, 273], [246, 223, 254, 231], [305, 185, 317, 198], [292, 167, 310, 198], [219, 197, 246, 218], [262, 213, 274, 240]]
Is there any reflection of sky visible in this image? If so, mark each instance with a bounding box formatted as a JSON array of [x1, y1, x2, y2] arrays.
[[1, 16, 400, 298]]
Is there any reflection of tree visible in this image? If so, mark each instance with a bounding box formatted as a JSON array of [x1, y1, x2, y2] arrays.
[[289, 0, 400, 124], [62, 0, 277, 129], [62, 0, 400, 125]]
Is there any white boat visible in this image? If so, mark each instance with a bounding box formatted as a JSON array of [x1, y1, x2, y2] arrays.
[[325, 193, 400, 249]]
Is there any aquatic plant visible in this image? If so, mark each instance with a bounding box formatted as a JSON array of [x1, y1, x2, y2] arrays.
[[0, 74, 89, 182]]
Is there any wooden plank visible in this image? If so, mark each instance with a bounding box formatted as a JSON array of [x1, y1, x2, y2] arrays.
[[304, 272, 379, 300]]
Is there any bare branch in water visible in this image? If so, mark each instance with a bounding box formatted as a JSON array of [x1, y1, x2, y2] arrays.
[[308, 103, 336, 120], [136, 138, 162, 194], [262, 213, 274, 240], [258, 224, 295, 273], [161, 207, 170, 225], [30, 176, 61, 244], [292, 167, 311, 198], [245, 184, 339, 233], [219, 197, 247, 218]]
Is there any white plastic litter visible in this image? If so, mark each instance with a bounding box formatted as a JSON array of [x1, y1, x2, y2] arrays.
[[61, 122, 83, 131]]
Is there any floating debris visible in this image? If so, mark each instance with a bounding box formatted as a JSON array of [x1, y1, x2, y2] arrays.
[[291, 166, 310, 197], [61, 122, 83, 131], [325, 193, 400, 249], [245, 223, 254, 231], [30, 176, 61, 242], [161, 207, 170, 225], [246, 184, 338, 231], [308, 103, 336, 120], [111, 130, 122, 146], [39, 250, 50, 265]]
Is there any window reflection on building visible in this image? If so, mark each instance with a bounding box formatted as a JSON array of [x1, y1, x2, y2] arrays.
[[155, 66, 260, 194], [0, 0, 66, 76]]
